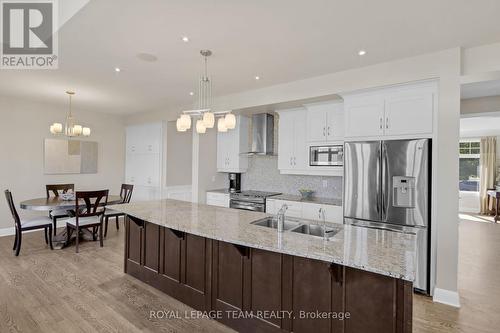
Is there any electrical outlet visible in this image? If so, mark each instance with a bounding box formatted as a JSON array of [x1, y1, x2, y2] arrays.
[[322, 180, 328, 188]]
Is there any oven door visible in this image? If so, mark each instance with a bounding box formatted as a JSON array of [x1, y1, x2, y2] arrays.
[[309, 145, 343, 166], [230, 200, 265, 212]]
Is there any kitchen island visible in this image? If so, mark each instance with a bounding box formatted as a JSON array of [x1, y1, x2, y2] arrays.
[[110, 199, 416, 333]]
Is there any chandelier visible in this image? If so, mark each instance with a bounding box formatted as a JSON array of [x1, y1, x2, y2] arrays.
[[176, 50, 236, 134], [49, 91, 91, 137]]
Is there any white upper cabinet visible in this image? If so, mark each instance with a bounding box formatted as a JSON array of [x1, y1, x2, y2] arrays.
[[217, 115, 249, 173], [342, 81, 436, 139], [305, 102, 344, 142], [277, 108, 307, 172], [344, 95, 385, 138], [384, 90, 433, 136]]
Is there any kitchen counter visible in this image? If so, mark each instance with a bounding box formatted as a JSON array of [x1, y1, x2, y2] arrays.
[[206, 188, 231, 194], [271, 194, 342, 206], [111, 199, 416, 281]]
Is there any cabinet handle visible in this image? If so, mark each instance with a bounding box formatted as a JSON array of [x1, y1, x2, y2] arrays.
[[323, 126, 326, 137], [379, 117, 383, 129], [294, 157, 296, 165], [386, 117, 389, 129], [328, 126, 331, 136]]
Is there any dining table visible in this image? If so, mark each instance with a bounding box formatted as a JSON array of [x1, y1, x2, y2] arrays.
[[20, 195, 123, 248]]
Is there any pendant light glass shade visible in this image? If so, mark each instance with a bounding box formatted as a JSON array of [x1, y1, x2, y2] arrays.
[[176, 118, 187, 132], [180, 114, 191, 129], [203, 112, 215, 128], [196, 119, 206, 134], [82, 127, 91, 136], [52, 123, 62, 133], [224, 113, 236, 129], [73, 125, 83, 135], [217, 117, 227, 132]]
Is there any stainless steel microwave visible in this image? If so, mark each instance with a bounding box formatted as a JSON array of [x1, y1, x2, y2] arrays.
[[309, 145, 344, 166]]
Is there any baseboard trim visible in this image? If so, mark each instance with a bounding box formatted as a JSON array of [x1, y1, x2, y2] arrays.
[[433, 288, 461, 307], [0, 227, 15, 237]]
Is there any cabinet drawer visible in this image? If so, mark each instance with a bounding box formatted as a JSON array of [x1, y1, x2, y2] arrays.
[[273, 200, 302, 218], [206, 192, 229, 208], [302, 202, 344, 224]]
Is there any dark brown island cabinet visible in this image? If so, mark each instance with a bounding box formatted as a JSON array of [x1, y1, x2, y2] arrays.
[[125, 216, 413, 333]]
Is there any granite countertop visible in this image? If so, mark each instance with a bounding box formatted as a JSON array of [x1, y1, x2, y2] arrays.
[[206, 189, 231, 194], [110, 199, 416, 282], [271, 194, 342, 206]]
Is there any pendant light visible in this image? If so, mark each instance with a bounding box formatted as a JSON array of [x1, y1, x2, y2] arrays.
[[50, 91, 91, 137], [176, 50, 234, 134], [224, 113, 236, 129]]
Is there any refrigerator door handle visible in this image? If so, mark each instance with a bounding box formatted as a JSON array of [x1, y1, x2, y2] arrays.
[[381, 142, 389, 220]]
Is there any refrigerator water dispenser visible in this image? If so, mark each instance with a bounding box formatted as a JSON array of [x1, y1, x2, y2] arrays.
[[392, 176, 416, 208]]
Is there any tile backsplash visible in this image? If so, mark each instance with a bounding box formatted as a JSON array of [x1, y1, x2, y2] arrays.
[[241, 155, 342, 199]]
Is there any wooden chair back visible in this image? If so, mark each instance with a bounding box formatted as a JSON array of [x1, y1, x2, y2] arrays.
[[46, 184, 75, 198], [4, 190, 21, 229], [75, 190, 109, 221], [120, 184, 134, 204]]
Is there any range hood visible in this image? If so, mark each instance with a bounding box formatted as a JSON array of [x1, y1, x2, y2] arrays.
[[244, 113, 274, 155]]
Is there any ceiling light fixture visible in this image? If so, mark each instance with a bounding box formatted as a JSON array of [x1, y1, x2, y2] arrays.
[[358, 50, 366, 56], [176, 50, 235, 134], [114, 67, 121, 72], [189, 91, 194, 96], [255, 76, 260, 80], [50, 91, 91, 138], [182, 36, 189, 42]]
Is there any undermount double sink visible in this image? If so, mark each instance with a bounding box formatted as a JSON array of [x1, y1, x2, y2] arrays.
[[251, 217, 341, 239]]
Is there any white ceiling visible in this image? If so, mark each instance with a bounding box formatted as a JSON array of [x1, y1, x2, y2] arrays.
[[461, 80, 500, 99], [2, 0, 500, 115]]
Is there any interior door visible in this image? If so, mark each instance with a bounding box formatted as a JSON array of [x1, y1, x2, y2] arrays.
[[343, 141, 382, 222]]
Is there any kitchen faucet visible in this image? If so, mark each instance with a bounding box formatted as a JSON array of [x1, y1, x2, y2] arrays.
[[277, 204, 288, 233], [319, 207, 334, 241]]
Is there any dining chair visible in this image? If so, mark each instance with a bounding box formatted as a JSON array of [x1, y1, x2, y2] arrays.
[[104, 184, 133, 237], [46, 183, 75, 235], [4, 190, 53, 256], [65, 190, 109, 253]]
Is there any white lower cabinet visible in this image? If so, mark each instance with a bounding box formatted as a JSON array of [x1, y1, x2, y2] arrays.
[[266, 199, 343, 224], [206, 192, 230, 208]]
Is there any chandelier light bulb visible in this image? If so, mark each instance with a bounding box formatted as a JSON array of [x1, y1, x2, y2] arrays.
[[180, 114, 191, 129], [196, 120, 206, 134], [49, 124, 56, 134], [217, 117, 227, 132], [203, 112, 215, 128], [224, 113, 236, 129]]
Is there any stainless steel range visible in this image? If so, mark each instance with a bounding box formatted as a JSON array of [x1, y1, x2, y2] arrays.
[[230, 190, 281, 212]]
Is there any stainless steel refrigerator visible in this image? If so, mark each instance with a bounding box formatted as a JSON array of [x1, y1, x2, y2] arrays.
[[343, 139, 431, 294]]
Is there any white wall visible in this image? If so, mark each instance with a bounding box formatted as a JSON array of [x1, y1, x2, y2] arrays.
[[166, 121, 192, 186], [0, 96, 125, 229]]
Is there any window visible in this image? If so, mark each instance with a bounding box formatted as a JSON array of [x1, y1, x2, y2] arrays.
[[459, 140, 480, 192]]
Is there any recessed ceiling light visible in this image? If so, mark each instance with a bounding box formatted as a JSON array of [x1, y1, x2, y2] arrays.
[[189, 92, 194, 96], [181, 36, 189, 42], [255, 76, 260, 80], [358, 50, 367, 56], [114, 67, 121, 72]]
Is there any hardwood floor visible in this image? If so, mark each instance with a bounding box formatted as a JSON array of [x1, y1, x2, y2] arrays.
[[0, 217, 498, 332]]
